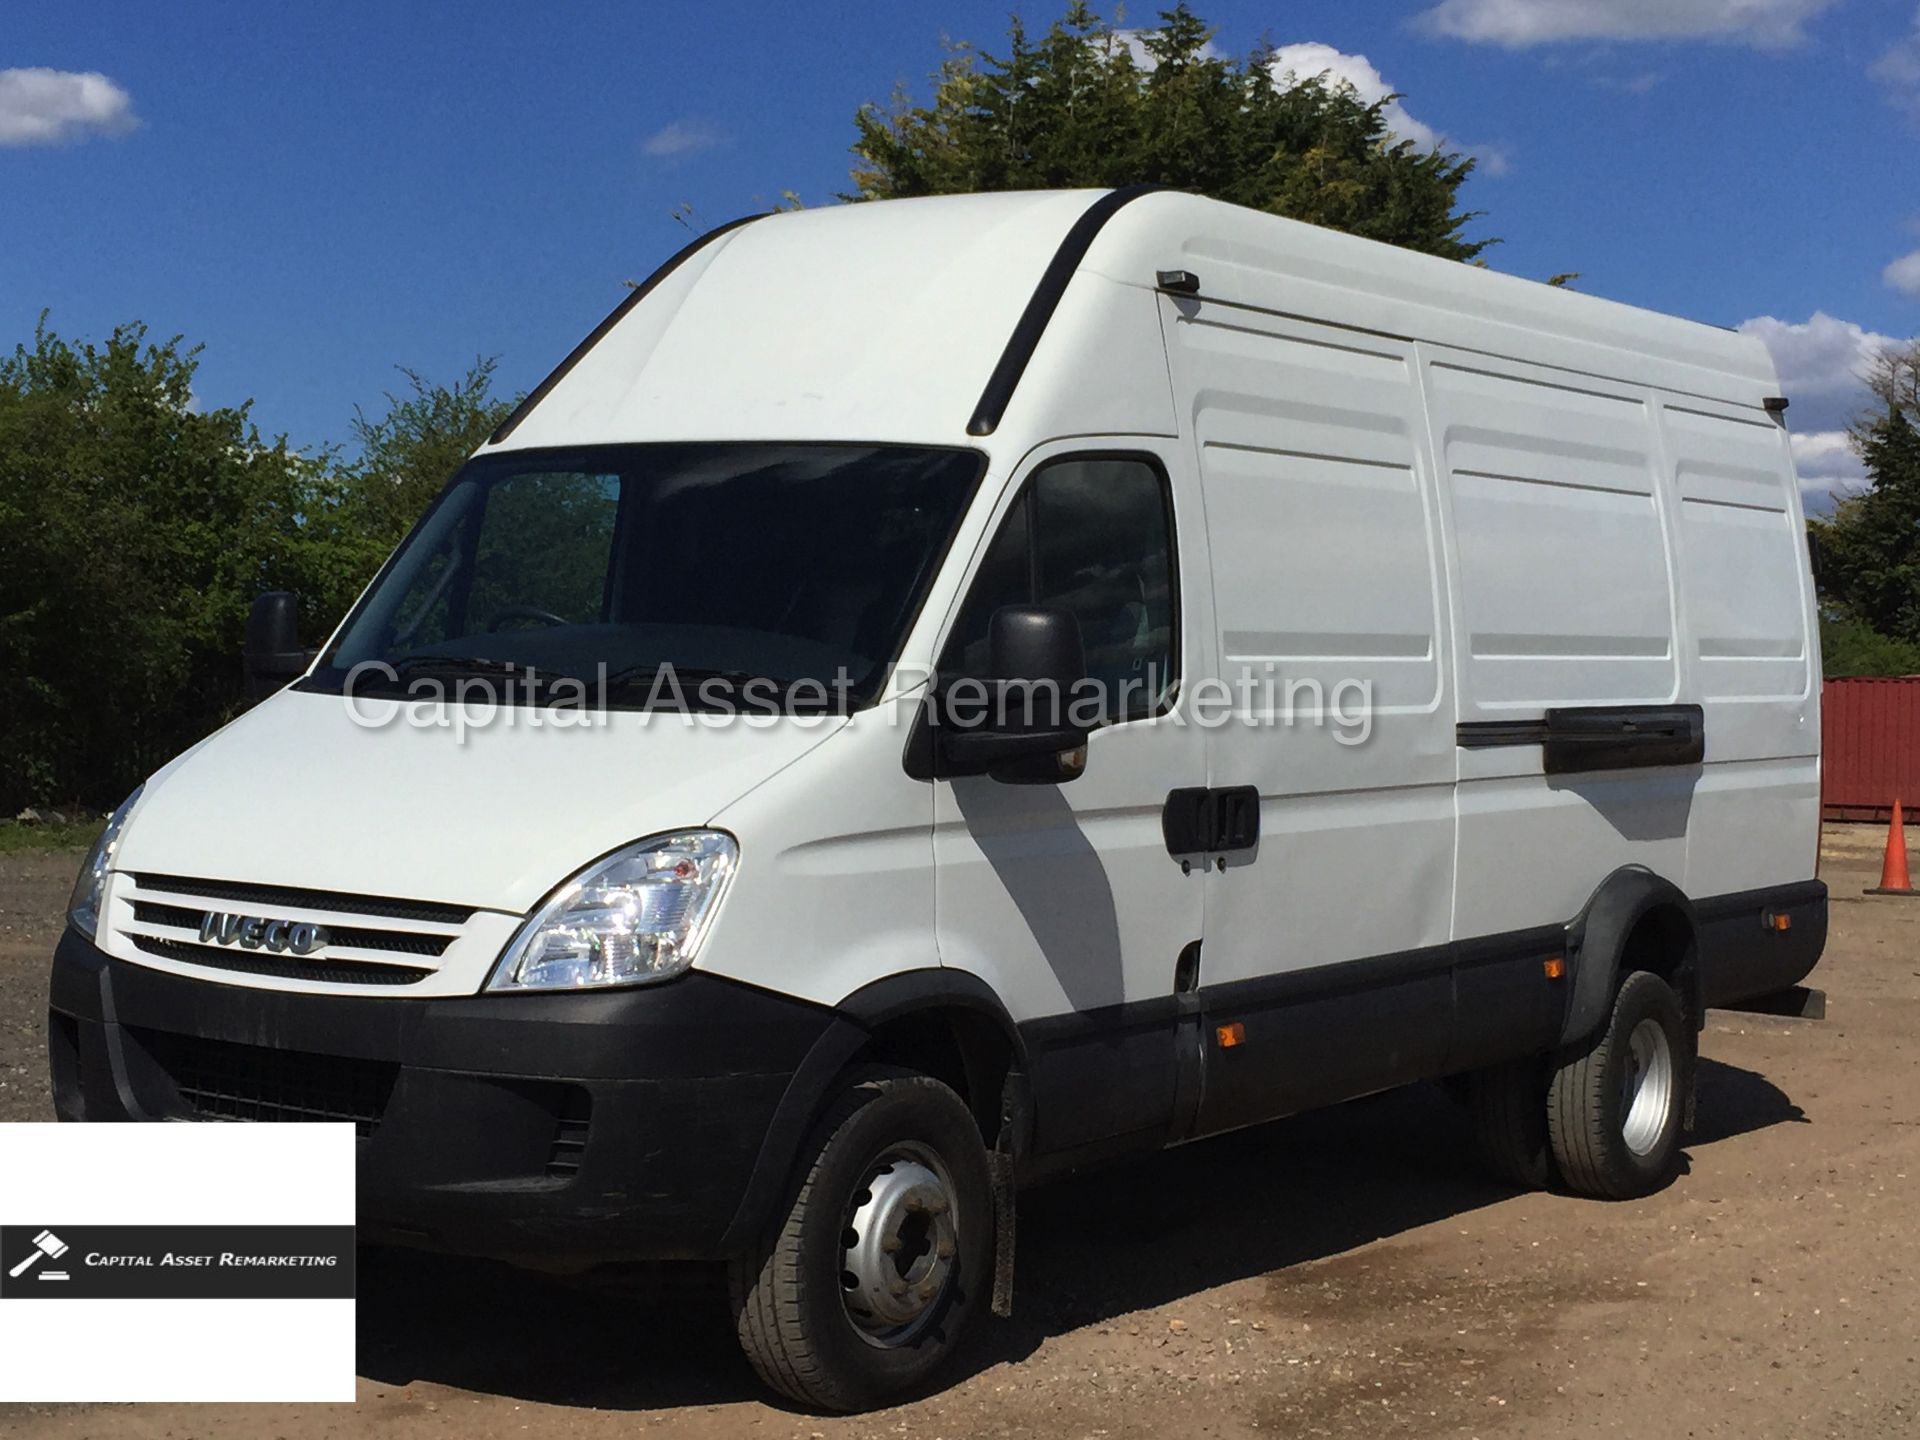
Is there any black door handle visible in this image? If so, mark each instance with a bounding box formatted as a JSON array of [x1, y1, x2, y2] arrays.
[[1162, 785, 1261, 856]]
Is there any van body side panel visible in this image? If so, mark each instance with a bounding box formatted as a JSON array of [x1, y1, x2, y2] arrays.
[[1159, 297, 1459, 1134], [1658, 399, 1820, 901], [701, 698, 943, 1008], [1427, 350, 1695, 941], [987, 273, 1180, 443]]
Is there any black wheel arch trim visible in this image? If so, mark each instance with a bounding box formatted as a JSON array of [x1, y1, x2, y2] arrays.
[[718, 1014, 870, 1253], [833, 968, 1030, 1060], [1561, 866, 1698, 1047], [717, 968, 1030, 1254]]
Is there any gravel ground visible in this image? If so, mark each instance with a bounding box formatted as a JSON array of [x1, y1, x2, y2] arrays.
[[0, 830, 1915, 1438]]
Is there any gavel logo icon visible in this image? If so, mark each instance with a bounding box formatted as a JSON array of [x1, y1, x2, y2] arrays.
[[7, 1230, 69, 1279]]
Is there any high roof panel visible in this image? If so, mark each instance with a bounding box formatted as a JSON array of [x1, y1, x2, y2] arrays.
[[487, 188, 1780, 456], [490, 190, 1105, 451]]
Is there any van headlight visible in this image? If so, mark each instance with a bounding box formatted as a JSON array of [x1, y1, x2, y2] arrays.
[[487, 831, 738, 991], [68, 785, 143, 942]]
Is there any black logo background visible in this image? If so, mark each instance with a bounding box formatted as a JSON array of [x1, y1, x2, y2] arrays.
[[0, 1225, 355, 1299]]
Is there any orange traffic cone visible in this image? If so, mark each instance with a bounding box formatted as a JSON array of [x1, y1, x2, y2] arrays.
[[1866, 799, 1919, 897]]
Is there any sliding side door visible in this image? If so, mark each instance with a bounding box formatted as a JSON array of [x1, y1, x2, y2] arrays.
[[1160, 296, 1459, 1134]]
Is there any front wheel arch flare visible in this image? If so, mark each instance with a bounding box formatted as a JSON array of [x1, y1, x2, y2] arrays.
[[719, 972, 1030, 1254]]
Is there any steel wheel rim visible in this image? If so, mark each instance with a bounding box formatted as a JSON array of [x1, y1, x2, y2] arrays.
[[1620, 1017, 1675, 1157], [838, 1141, 960, 1348]]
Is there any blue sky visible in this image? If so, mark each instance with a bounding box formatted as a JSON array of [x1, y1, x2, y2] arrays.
[[4, 0, 1917, 501]]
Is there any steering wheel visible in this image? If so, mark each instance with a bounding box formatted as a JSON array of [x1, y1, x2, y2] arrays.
[[486, 604, 570, 632]]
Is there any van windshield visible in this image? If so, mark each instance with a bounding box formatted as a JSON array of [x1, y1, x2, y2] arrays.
[[302, 443, 984, 711]]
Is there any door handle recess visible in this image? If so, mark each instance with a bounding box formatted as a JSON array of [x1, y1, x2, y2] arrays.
[[1162, 785, 1261, 856]]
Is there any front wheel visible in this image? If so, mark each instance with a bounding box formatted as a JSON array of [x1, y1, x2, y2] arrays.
[[1548, 970, 1689, 1199], [728, 1066, 992, 1412]]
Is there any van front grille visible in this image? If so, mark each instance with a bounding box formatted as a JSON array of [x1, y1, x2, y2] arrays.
[[134, 1028, 398, 1136], [118, 872, 474, 988], [129, 934, 431, 986], [130, 900, 451, 957], [130, 873, 474, 926]]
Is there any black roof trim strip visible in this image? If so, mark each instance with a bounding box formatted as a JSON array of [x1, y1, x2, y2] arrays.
[[488, 211, 765, 447], [965, 185, 1169, 438]]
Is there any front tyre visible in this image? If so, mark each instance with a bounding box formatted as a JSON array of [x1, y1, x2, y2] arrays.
[[1548, 970, 1688, 1199], [728, 1066, 992, 1412]]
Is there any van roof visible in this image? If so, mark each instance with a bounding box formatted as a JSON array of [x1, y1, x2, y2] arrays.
[[486, 188, 1781, 454]]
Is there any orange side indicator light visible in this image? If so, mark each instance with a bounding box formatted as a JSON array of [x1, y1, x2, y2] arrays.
[[1216, 1022, 1246, 1049], [1770, 912, 1792, 933], [1542, 956, 1566, 981]]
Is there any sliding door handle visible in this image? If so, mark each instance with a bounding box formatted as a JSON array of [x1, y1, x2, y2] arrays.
[[1161, 785, 1261, 856]]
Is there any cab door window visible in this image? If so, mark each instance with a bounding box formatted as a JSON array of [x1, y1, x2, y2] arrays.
[[940, 456, 1176, 725]]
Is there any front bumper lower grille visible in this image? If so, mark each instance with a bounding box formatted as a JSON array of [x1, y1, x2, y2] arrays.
[[133, 1026, 399, 1136]]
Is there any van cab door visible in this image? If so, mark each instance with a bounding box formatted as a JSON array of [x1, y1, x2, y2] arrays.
[[930, 444, 1209, 1166]]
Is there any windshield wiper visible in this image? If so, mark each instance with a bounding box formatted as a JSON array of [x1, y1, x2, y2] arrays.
[[600, 663, 798, 696], [385, 654, 525, 678]]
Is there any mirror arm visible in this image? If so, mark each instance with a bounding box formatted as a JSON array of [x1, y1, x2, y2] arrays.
[[938, 725, 1090, 780]]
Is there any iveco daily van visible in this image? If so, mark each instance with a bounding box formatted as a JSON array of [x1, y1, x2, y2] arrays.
[[49, 187, 1827, 1410]]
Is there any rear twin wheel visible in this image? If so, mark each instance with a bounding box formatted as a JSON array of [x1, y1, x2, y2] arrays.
[[1470, 969, 1689, 1199]]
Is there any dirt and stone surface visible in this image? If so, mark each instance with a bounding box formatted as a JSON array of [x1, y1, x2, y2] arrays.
[[0, 829, 1915, 1438]]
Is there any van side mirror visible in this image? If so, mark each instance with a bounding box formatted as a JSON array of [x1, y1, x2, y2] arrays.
[[939, 606, 1093, 784], [244, 591, 308, 700]]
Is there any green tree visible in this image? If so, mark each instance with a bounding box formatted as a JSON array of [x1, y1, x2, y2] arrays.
[[342, 360, 513, 541], [0, 318, 337, 808], [0, 319, 517, 810], [302, 360, 517, 628], [1818, 611, 1920, 677], [849, 2, 1489, 261], [1810, 342, 1920, 665]]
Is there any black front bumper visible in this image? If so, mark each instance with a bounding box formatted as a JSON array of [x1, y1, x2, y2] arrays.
[[49, 929, 845, 1267]]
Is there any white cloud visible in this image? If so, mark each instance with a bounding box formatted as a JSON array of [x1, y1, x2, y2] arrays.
[[1887, 248, 1920, 297], [1264, 41, 1508, 171], [1110, 32, 1502, 169], [640, 120, 723, 160], [1413, 0, 1841, 49], [1739, 313, 1902, 507], [1266, 42, 1442, 150], [1876, 7, 1920, 121], [1592, 69, 1665, 93], [1467, 144, 1514, 177], [1791, 430, 1867, 505], [0, 67, 136, 148], [1738, 312, 1898, 435]]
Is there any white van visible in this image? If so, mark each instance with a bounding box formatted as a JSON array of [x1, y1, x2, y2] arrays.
[[50, 188, 1826, 1410]]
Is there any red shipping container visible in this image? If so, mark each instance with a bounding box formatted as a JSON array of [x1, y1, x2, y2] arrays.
[[1822, 677, 1920, 822]]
